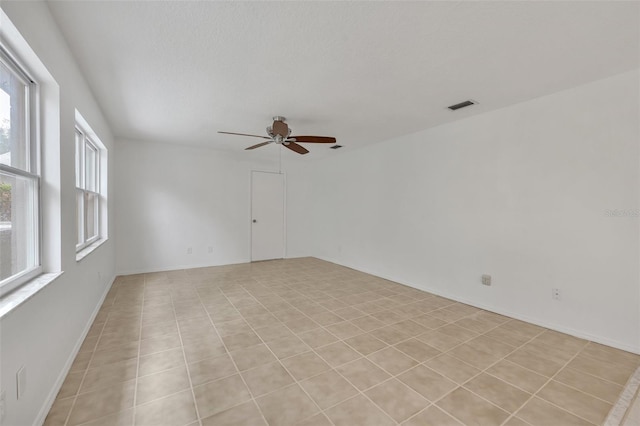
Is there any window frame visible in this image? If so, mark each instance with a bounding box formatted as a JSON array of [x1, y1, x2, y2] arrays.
[[0, 44, 42, 296], [75, 126, 101, 252]]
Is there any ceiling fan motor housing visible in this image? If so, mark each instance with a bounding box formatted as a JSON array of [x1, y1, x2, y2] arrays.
[[272, 118, 289, 137]]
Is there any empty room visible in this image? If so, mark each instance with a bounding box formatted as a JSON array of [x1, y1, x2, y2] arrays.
[[0, 1, 639, 425]]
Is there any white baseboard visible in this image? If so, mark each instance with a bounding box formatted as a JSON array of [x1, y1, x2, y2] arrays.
[[316, 255, 640, 355], [116, 255, 313, 277], [116, 258, 249, 276], [115, 254, 639, 354], [33, 274, 116, 426]]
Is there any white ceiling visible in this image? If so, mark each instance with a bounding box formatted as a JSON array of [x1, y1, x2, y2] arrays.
[[46, 1, 639, 158]]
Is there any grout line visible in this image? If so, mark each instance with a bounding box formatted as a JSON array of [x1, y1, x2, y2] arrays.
[[550, 377, 624, 406], [262, 285, 424, 424], [498, 340, 599, 426], [236, 284, 528, 424], [404, 317, 595, 424], [570, 364, 638, 389], [50, 261, 640, 426], [61, 285, 116, 426], [165, 272, 206, 426], [212, 284, 338, 425], [224, 282, 600, 424], [399, 320, 546, 425], [242, 290, 466, 424], [129, 276, 146, 425], [197, 287, 272, 426]]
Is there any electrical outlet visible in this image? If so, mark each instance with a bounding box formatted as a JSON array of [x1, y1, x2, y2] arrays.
[[187, 247, 192, 255], [481, 274, 491, 286], [0, 390, 6, 423], [16, 366, 26, 399], [208, 246, 213, 253], [552, 288, 561, 301]]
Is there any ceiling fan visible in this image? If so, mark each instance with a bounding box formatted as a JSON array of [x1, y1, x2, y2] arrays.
[[218, 116, 336, 155]]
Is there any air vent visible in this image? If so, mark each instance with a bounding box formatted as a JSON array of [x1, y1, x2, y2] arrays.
[[448, 100, 477, 111], [330, 145, 343, 150]]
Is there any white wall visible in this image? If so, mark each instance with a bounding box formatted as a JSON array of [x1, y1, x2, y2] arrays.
[[0, 2, 636, 425], [0, 2, 116, 425], [115, 139, 312, 274], [116, 71, 640, 354], [308, 70, 640, 353]]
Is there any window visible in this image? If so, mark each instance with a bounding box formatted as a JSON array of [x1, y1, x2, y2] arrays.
[[75, 126, 101, 251], [0, 46, 40, 295]]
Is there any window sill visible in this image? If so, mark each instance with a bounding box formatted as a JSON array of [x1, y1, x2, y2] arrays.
[[76, 238, 108, 262], [0, 272, 64, 319]]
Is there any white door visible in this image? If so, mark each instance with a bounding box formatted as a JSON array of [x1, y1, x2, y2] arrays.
[[251, 171, 285, 261]]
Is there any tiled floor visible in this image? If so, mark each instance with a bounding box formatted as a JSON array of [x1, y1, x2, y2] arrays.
[[45, 258, 640, 426]]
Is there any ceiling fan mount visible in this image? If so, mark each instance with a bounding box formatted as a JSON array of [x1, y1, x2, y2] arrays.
[[219, 116, 336, 155]]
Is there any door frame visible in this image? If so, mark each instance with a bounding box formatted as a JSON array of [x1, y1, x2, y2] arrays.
[[249, 170, 286, 262]]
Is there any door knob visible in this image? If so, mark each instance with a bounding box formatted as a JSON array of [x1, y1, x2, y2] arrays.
[[253, 219, 257, 223]]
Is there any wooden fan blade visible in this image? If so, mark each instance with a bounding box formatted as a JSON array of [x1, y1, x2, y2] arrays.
[[272, 120, 289, 137], [284, 142, 309, 155], [218, 131, 270, 139], [245, 142, 271, 150], [289, 136, 336, 144]]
